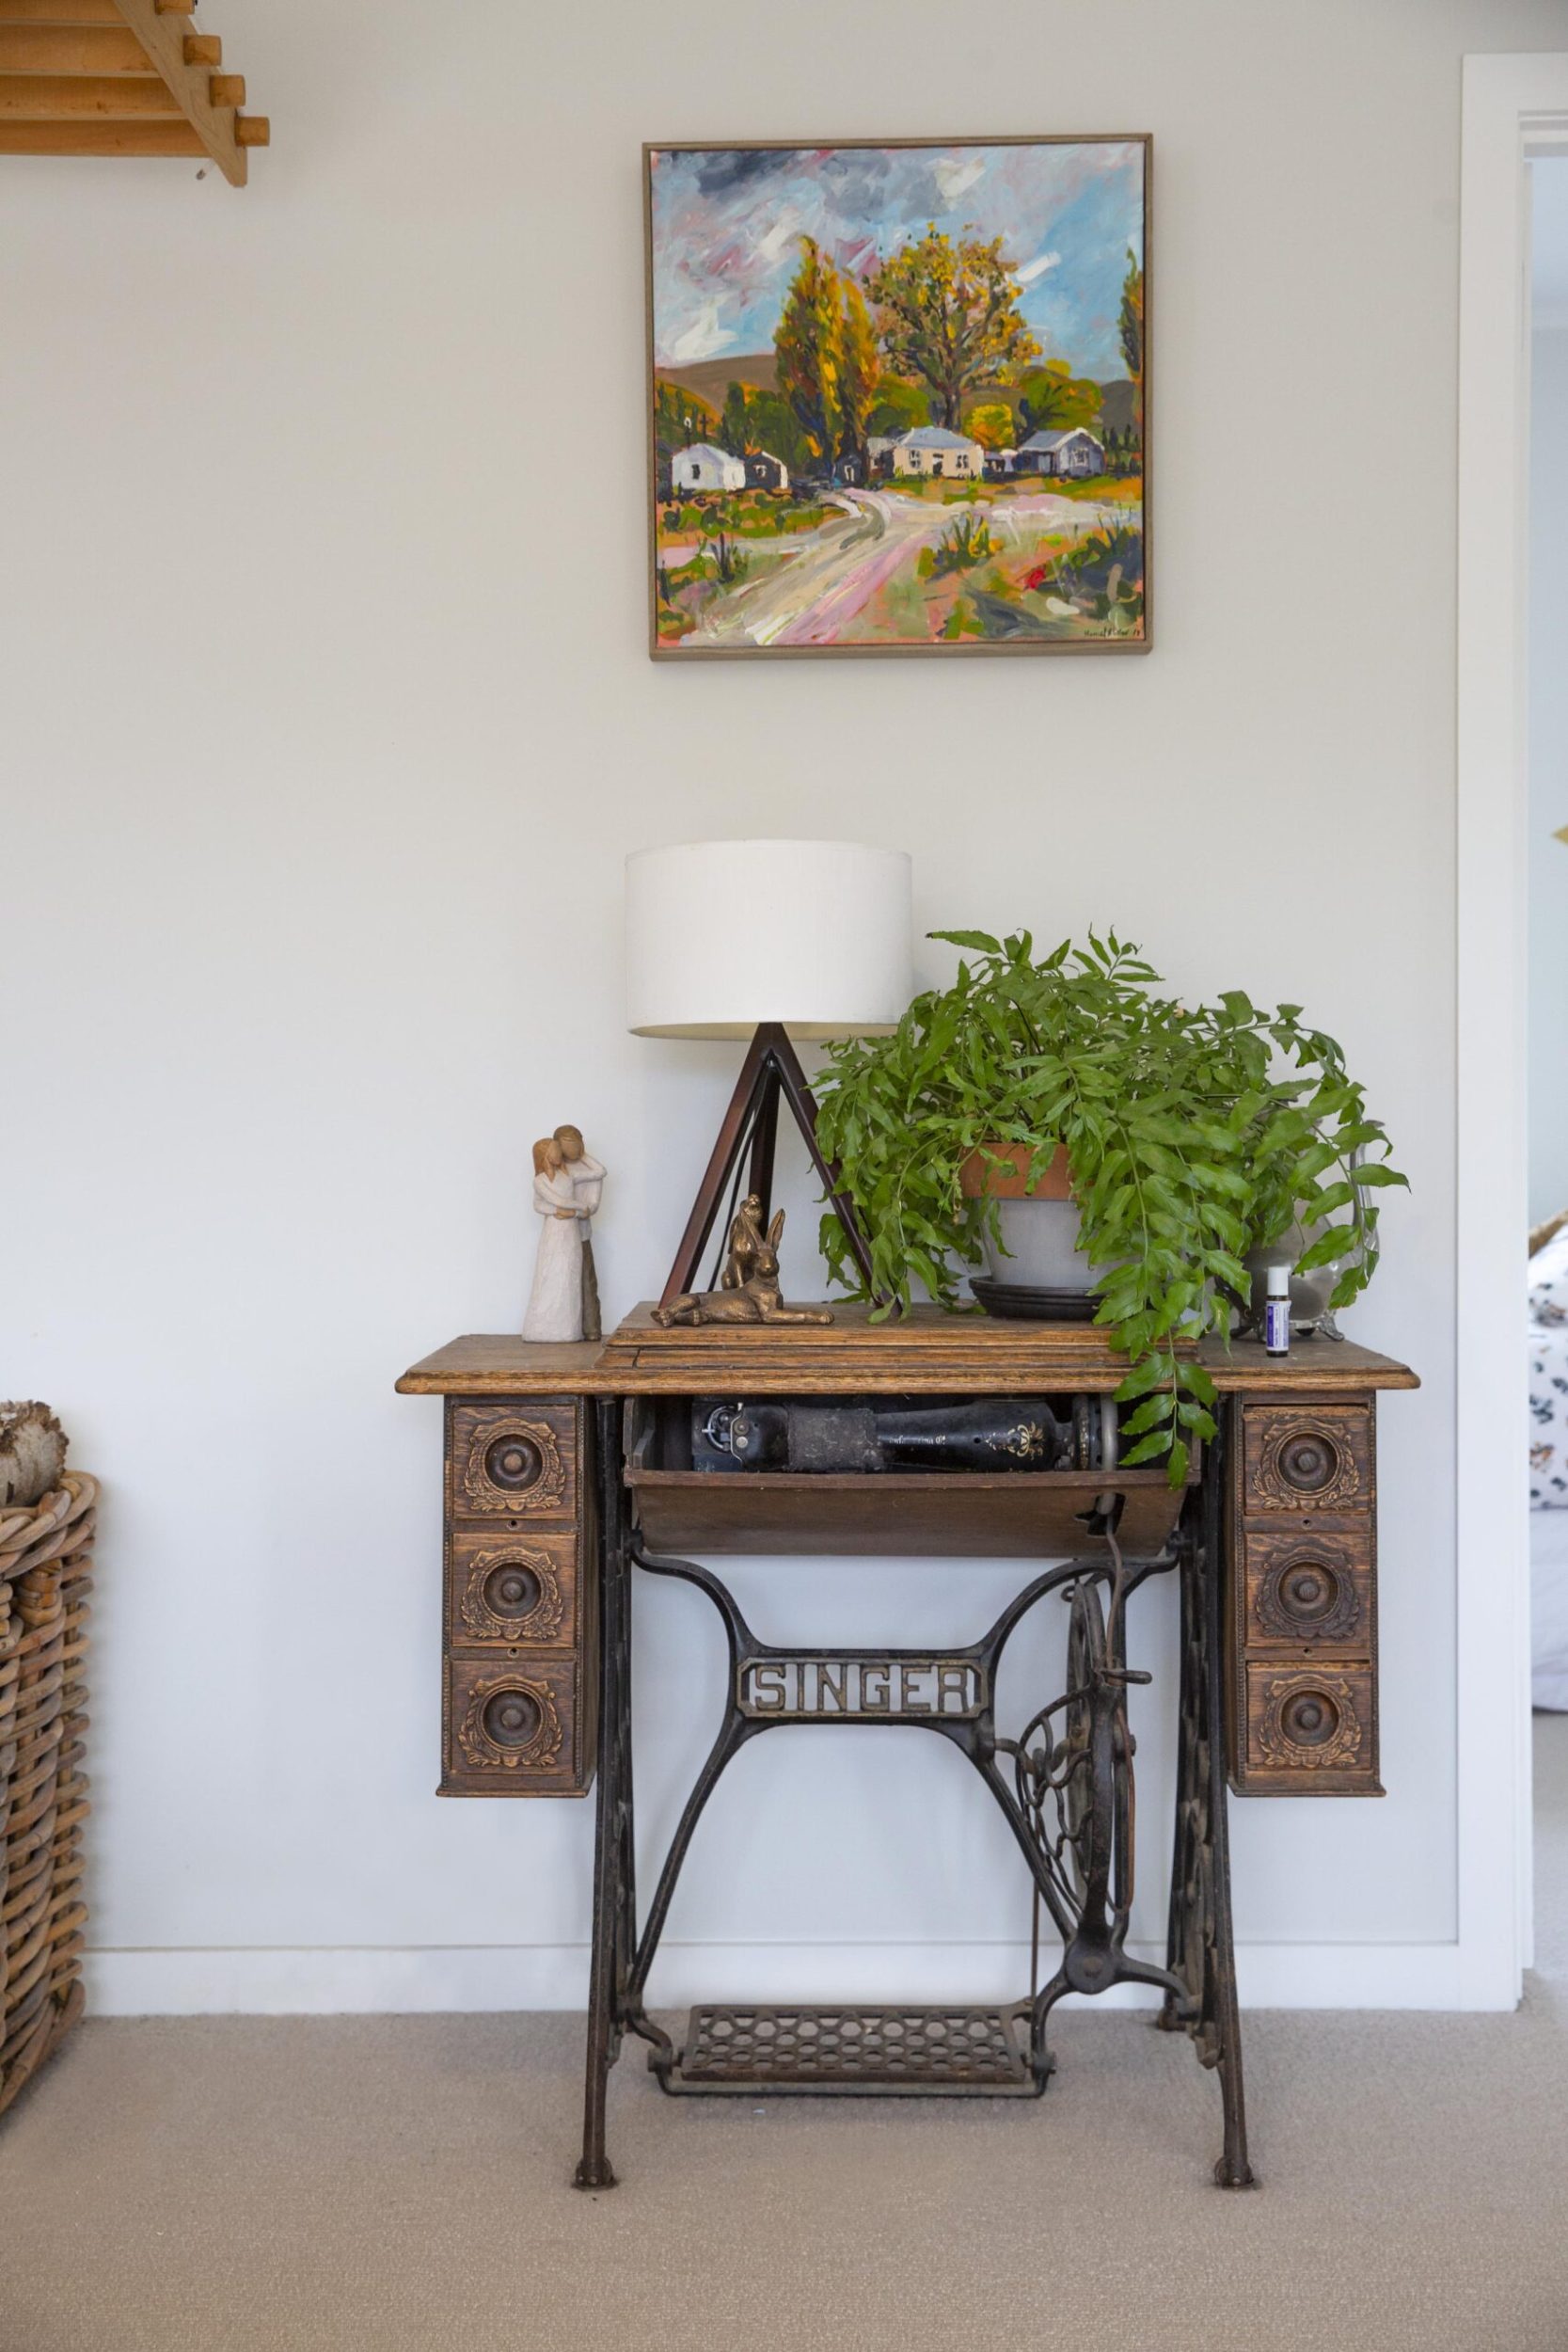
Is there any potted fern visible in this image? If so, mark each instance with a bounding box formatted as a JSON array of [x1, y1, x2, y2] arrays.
[[814, 930, 1406, 1483]]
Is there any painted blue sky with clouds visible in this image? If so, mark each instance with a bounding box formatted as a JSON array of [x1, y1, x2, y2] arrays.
[[650, 140, 1145, 380]]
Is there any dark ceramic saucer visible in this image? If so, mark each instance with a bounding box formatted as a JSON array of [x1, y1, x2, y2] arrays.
[[970, 1277, 1104, 1324]]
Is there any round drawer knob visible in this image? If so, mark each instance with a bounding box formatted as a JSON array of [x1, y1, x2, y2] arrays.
[[482, 1687, 542, 1748], [485, 1435, 544, 1494], [483, 1562, 543, 1620], [1280, 1562, 1338, 1623], [1280, 1433, 1338, 1493], [1280, 1689, 1338, 1747]]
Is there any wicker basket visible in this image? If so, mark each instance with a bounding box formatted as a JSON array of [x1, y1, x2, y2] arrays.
[[0, 1472, 95, 2120]]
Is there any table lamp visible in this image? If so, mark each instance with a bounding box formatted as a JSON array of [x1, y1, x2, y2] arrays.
[[626, 839, 913, 1311]]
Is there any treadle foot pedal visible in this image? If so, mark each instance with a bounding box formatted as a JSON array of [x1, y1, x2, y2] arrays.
[[658, 2003, 1049, 2098]]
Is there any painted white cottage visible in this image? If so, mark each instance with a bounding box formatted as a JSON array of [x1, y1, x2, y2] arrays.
[[890, 425, 984, 480], [670, 442, 746, 494], [1015, 427, 1105, 479]]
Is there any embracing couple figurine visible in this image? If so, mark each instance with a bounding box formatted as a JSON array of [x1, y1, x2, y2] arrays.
[[522, 1124, 605, 1343]]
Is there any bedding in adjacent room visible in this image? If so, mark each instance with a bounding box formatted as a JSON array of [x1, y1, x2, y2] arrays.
[[1531, 1220, 1568, 1708]]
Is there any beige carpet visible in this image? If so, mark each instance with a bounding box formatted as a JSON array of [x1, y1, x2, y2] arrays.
[[3, 1721, 1567, 2352]]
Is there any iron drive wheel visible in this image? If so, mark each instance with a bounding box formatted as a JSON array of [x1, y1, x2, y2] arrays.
[[1053, 1579, 1135, 1926]]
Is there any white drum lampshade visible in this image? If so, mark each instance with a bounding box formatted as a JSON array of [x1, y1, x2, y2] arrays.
[[626, 840, 913, 1040], [627, 839, 911, 1309]]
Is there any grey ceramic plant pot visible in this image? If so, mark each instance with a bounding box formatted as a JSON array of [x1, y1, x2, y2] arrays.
[[959, 1142, 1101, 1292]]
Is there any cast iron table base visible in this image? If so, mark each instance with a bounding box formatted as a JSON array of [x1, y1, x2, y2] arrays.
[[575, 1400, 1255, 2191]]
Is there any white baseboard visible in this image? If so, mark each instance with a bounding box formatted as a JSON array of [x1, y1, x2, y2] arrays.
[[85, 1936, 1476, 2019]]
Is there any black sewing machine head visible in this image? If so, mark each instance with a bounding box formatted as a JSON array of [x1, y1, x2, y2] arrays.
[[691, 1395, 1104, 1475]]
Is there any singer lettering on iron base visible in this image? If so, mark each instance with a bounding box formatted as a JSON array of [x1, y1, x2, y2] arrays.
[[736, 1656, 988, 1720]]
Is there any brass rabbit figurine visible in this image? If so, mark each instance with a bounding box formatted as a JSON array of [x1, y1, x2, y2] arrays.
[[653, 1198, 834, 1327]]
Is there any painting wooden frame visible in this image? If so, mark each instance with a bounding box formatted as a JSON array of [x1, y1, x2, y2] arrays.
[[644, 134, 1150, 660]]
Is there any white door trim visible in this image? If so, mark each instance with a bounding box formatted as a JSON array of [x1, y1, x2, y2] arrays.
[[1457, 55, 1568, 2007]]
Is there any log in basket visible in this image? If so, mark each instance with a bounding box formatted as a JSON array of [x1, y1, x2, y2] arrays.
[[0, 1472, 96, 2122]]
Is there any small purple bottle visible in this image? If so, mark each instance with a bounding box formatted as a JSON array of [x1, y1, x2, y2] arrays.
[[1264, 1263, 1291, 1356]]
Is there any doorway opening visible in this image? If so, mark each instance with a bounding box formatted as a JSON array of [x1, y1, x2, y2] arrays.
[[1528, 154, 1568, 1987], [1457, 56, 1568, 2009]]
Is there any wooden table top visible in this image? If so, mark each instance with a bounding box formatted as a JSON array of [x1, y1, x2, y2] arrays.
[[397, 1303, 1419, 1399]]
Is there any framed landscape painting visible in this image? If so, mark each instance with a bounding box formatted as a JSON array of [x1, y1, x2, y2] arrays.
[[644, 135, 1149, 660]]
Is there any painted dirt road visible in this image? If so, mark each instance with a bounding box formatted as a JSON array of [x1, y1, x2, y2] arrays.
[[685, 491, 932, 648], [682, 489, 1124, 650]]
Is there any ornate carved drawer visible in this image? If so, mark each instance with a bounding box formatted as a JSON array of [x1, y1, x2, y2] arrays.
[[1227, 1395, 1383, 1797], [448, 1402, 578, 1519], [443, 1654, 591, 1796], [1241, 1527, 1371, 1653], [441, 1397, 596, 1798], [1239, 1660, 1378, 1793], [1240, 1403, 1372, 1524], [448, 1526, 578, 1652]]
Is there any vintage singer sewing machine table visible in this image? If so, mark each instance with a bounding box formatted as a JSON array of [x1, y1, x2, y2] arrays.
[[398, 1307, 1417, 2189]]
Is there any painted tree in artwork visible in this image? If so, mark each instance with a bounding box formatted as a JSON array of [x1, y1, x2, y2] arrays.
[[867, 228, 1039, 429], [867, 379, 929, 438], [719, 381, 752, 457], [653, 379, 719, 458], [1018, 361, 1102, 437], [835, 275, 882, 473], [720, 381, 811, 476], [962, 401, 1015, 453], [775, 237, 844, 469], [1119, 247, 1145, 419]]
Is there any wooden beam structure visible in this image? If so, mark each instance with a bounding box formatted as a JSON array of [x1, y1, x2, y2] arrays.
[[0, 24, 149, 69], [0, 0, 124, 22], [0, 72, 180, 113], [0, 114, 198, 151], [0, 0, 266, 180]]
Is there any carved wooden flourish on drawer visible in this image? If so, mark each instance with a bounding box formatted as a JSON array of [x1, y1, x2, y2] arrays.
[[456, 1542, 569, 1644], [456, 1671, 566, 1773], [1245, 1527, 1369, 1648], [1247, 1665, 1370, 1774], [452, 1404, 576, 1518], [1243, 1405, 1370, 1515]]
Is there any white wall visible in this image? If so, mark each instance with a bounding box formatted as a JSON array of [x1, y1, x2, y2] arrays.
[[1531, 165, 1568, 1229], [5, 0, 1562, 2018]]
